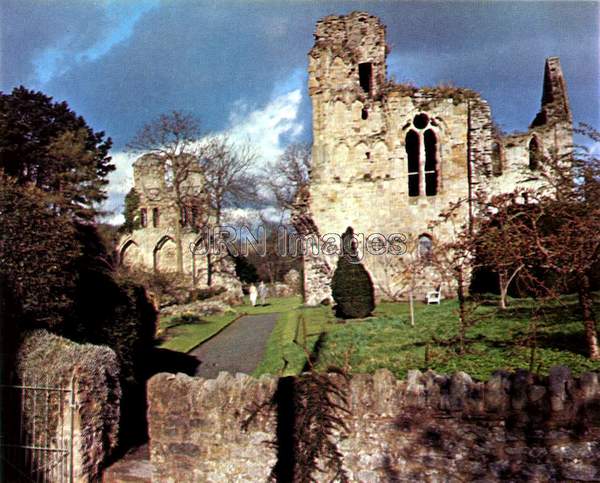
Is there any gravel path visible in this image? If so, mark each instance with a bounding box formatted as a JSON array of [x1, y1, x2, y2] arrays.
[[191, 313, 278, 378]]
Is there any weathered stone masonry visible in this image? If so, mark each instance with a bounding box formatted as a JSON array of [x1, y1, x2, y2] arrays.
[[295, 12, 573, 305], [148, 368, 600, 482], [117, 154, 241, 292]]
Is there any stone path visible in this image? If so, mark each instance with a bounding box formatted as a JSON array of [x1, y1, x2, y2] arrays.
[[191, 312, 279, 378]]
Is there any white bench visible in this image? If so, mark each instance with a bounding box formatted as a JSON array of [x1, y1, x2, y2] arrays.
[[426, 286, 442, 305]]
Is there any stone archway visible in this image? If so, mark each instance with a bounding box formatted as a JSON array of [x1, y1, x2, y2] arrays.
[[119, 239, 140, 268], [153, 236, 176, 273]]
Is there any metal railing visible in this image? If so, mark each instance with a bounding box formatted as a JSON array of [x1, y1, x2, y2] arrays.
[[0, 376, 74, 482]]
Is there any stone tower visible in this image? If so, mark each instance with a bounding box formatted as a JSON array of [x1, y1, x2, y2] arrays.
[[295, 11, 573, 305]]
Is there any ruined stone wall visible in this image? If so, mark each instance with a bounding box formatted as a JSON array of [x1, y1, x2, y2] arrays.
[[298, 11, 573, 304], [147, 368, 600, 482], [117, 154, 242, 296]]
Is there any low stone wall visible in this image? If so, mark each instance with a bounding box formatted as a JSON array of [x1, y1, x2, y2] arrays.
[[148, 368, 600, 482], [16, 330, 121, 482]]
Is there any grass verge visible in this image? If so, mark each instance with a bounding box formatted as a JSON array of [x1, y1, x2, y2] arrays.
[[158, 296, 302, 353], [253, 304, 336, 377]]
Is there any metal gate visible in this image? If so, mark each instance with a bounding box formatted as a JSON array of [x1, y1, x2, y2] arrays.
[[0, 376, 74, 482]]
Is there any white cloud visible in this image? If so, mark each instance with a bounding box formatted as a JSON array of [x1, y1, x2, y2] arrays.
[[225, 88, 304, 167], [100, 151, 136, 225], [101, 84, 305, 225]]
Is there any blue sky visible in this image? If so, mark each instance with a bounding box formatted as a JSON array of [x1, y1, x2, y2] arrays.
[[1, 1, 598, 222]]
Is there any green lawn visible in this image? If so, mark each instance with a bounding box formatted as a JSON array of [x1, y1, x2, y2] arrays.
[[314, 296, 600, 380], [158, 296, 302, 353], [159, 293, 600, 381]]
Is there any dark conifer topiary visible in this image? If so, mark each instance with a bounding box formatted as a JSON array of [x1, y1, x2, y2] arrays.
[[331, 227, 375, 319]]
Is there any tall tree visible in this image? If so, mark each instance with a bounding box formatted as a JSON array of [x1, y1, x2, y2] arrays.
[[199, 135, 258, 226], [0, 174, 81, 328], [128, 111, 206, 274], [120, 187, 141, 234], [0, 86, 114, 220]]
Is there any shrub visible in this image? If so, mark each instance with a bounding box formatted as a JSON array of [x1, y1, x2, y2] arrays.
[[65, 225, 156, 385], [331, 227, 375, 319]]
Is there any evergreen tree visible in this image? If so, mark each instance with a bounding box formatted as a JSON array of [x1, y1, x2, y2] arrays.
[[0, 174, 81, 329], [331, 227, 375, 319], [120, 187, 141, 233], [0, 86, 114, 220]]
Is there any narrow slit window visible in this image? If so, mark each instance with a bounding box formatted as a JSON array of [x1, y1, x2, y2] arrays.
[[424, 129, 438, 196], [191, 206, 198, 227], [359, 63, 373, 94], [152, 207, 160, 228], [361, 108, 369, 120], [140, 208, 147, 228], [492, 142, 503, 176], [529, 137, 541, 171], [406, 130, 420, 197]]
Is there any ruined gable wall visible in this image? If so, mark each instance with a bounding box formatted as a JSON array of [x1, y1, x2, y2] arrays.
[[118, 155, 211, 283], [490, 57, 573, 197]]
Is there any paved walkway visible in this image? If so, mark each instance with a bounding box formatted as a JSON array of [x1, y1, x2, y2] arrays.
[[191, 313, 279, 378]]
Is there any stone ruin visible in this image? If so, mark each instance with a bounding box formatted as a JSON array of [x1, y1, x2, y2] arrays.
[[117, 154, 243, 300], [294, 11, 573, 305]]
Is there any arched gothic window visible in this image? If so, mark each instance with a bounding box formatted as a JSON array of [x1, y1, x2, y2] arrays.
[[418, 234, 433, 261], [529, 137, 541, 171], [405, 114, 439, 197], [424, 130, 438, 196], [180, 206, 189, 226], [406, 130, 420, 197]]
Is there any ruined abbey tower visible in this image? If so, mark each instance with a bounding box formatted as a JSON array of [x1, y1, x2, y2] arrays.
[[118, 154, 208, 280], [294, 11, 573, 305], [118, 154, 240, 291]]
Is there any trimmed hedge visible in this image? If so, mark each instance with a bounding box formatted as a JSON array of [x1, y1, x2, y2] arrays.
[[331, 228, 375, 319], [16, 330, 120, 480]]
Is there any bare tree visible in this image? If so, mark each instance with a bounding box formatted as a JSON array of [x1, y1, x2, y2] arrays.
[[264, 142, 311, 216], [128, 111, 207, 275], [199, 135, 258, 226], [195, 135, 258, 285]]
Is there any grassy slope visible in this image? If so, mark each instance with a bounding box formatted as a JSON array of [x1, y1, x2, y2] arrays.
[[314, 296, 600, 380], [158, 296, 302, 353]]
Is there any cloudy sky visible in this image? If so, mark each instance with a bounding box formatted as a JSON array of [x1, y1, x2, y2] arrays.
[[1, 1, 598, 223]]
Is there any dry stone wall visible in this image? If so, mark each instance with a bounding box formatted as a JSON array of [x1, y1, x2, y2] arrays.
[[148, 367, 600, 482]]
